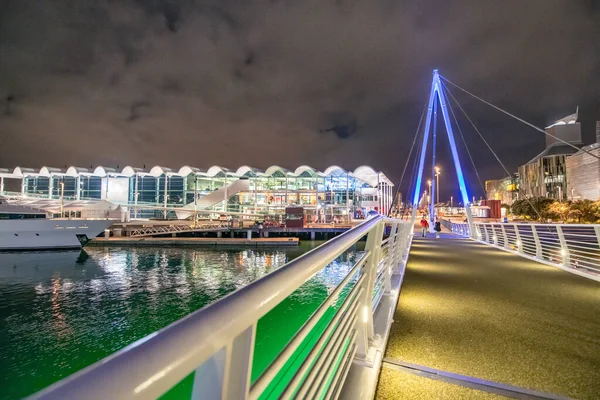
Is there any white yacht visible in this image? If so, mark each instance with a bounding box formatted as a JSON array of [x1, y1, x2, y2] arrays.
[[0, 201, 114, 250]]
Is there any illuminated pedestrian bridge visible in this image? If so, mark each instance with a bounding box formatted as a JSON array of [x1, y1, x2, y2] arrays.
[[21, 70, 600, 399]]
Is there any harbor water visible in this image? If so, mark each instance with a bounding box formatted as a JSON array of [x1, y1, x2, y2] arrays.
[[0, 242, 361, 399]]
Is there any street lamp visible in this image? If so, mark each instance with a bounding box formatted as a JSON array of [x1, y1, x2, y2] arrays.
[[427, 180, 432, 207], [435, 166, 440, 205], [60, 181, 65, 218]]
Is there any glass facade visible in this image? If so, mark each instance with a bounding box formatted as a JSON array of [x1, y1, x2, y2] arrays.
[[518, 155, 568, 200], [81, 176, 102, 199], [9, 165, 394, 221]]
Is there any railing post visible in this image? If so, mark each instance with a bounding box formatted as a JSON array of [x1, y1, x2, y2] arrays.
[[500, 224, 509, 249], [513, 224, 522, 253], [531, 225, 543, 259], [491, 224, 498, 246], [386, 222, 400, 276], [192, 324, 255, 400], [594, 226, 600, 250], [356, 219, 384, 359], [555, 225, 570, 267], [483, 224, 490, 243], [400, 223, 411, 261]]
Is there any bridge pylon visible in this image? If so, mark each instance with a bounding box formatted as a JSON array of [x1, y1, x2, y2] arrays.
[[411, 70, 474, 235]]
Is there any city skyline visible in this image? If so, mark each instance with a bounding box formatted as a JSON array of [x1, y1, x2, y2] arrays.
[[1, 1, 599, 201]]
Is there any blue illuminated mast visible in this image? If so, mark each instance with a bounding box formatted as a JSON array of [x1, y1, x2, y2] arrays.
[[412, 70, 473, 230]]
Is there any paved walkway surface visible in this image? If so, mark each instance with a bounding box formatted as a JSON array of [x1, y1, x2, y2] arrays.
[[377, 234, 600, 400]]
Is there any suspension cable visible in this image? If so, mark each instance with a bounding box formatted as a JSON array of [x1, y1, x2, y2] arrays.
[[405, 120, 426, 220], [442, 82, 543, 220], [440, 75, 600, 161], [389, 99, 428, 217], [443, 85, 486, 195]]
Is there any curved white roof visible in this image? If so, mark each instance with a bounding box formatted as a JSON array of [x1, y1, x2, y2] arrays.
[[294, 165, 323, 177], [206, 166, 232, 177], [39, 167, 65, 177], [149, 166, 173, 177], [92, 166, 118, 177], [178, 166, 206, 177], [2, 164, 393, 187], [264, 165, 292, 177], [353, 165, 393, 186], [66, 167, 90, 177], [120, 166, 146, 177], [12, 167, 38, 177], [235, 166, 265, 177], [323, 165, 347, 177]]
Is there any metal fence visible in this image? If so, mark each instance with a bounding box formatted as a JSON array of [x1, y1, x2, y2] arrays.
[[449, 220, 600, 282], [449, 221, 471, 237], [31, 215, 413, 400]]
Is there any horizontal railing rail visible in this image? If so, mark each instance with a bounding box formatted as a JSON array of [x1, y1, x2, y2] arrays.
[[449, 220, 600, 282], [31, 215, 413, 400]]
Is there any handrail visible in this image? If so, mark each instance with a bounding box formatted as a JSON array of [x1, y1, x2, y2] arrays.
[[448, 220, 600, 282], [31, 215, 413, 399]]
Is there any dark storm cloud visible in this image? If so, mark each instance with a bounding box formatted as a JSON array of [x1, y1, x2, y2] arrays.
[[0, 0, 599, 199]]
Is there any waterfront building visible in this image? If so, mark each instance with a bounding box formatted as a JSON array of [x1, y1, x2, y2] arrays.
[[566, 121, 600, 200], [485, 174, 519, 205], [0, 165, 394, 221], [518, 109, 582, 200]]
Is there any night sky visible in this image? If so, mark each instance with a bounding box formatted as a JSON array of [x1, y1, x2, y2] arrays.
[[1, 0, 599, 201]]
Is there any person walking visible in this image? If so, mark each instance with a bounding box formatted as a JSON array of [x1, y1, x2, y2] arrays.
[[420, 217, 429, 237], [434, 217, 441, 239], [258, 222, 264, 238]]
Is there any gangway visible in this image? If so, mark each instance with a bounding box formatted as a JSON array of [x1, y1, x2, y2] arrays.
[[128, 222, 231, 237]]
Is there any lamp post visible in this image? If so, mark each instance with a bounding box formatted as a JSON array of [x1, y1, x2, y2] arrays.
[[427, 180, 432, 208], [194, 176, 198, 227], [435, 166, 440, 205], [555, 186, 562, 202], [60, 181, 65, 218]]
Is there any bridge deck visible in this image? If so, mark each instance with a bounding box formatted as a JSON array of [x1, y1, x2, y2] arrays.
[[377, 234, 600, 400]]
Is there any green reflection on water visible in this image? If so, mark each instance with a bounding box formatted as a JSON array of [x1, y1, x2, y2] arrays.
[[0, 241, 361, 399]]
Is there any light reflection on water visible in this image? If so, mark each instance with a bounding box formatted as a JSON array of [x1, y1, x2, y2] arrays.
[[0, 242, 361, 399]]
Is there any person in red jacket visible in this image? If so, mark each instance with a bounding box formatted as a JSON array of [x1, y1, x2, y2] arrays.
[[420, 217, 429, 237]]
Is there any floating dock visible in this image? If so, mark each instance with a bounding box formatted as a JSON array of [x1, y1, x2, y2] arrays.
[[88, 237, 299, 247]]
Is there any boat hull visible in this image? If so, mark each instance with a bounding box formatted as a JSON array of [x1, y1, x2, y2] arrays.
[[0, 219, 115, 250]]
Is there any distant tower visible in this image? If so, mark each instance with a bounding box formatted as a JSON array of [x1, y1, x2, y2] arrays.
[[596, 121, 600, 143]]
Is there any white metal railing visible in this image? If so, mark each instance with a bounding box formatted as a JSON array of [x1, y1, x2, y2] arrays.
[[449, 221, 471, 237], [128, 222, 231, 237], [31, 215, 413, 400], [450, 220, 600, 281]]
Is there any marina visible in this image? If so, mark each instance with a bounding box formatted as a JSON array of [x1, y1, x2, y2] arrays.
[[1, 1, 599, 395], [0, 243, 359, 399]]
